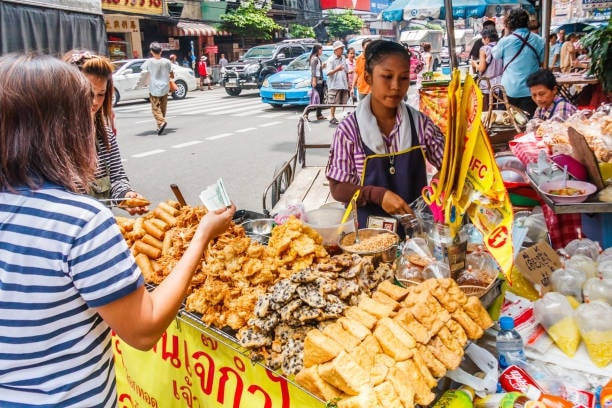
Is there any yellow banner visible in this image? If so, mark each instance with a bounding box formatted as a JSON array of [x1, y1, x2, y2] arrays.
[[102, 0, 163, 16], [113, 315, 325, 408]]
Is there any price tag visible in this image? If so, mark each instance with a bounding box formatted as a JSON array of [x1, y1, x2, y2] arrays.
[[514, 241, 562, 293]]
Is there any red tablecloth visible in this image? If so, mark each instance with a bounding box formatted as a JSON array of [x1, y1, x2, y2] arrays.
[[509, 133, 581, 249]]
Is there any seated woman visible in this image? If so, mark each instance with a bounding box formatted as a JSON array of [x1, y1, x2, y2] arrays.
[[526, 68, 577, 121], [325, 40, 445, 237]]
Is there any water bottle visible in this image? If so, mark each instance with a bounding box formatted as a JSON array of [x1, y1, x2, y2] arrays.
[[496, 316, 527, 369]]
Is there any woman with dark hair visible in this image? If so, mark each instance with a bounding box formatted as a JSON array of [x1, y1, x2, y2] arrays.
[[309, 43, 326, 120], [526, 68, 576, 120], [65, 50, 148, 215], [325, 40, 445, 237], [472, 28, 503, 109], [492, 8, 545, 116], [0, 53, 235, 407]]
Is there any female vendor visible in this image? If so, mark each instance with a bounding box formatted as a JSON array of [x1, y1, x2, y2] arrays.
[[326, 40, 445, 237]]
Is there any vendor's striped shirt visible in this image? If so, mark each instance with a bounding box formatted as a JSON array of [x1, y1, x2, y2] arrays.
[[0, 184, 143, 407], [326, 104, 445, 184], [96, 126, 133, 200]]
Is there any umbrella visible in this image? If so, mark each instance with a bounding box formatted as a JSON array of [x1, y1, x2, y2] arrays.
[[381, 0, 532, 21], [552, 22, 597, 34]]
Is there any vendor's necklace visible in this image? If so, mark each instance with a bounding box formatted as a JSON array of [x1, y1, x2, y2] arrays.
[[384, 136, 396, 175]]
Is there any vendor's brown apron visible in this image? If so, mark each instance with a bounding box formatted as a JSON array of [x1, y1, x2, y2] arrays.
[[356, 108, 428, 238]]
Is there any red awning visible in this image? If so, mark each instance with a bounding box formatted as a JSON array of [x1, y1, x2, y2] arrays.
[[170, 20, 230, 37]]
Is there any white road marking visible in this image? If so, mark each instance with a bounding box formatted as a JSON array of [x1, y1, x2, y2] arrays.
[[206, 132, 233, 140], [172, 141, 203, 148], [235, 127, 257, 133], [259, 121, 282, 127], [132, 149, 165, 158]]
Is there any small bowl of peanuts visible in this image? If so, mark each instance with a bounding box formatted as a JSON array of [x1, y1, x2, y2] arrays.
[[339, 228, 400, 263]]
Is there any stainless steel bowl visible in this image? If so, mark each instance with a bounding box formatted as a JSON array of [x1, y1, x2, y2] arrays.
[[240, 219, 276, 245], [339, 228, 400, 263]]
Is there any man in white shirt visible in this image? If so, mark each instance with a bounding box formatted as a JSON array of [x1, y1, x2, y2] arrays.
[[141, 42, 173, 135], [326, 41, 349, 125]]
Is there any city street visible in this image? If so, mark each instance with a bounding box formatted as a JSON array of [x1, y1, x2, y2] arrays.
[[112, 86, 337, 213]]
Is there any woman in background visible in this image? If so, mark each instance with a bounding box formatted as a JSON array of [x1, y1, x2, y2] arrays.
[[66, 50, 148, 215], [0, 53, 235, 407]]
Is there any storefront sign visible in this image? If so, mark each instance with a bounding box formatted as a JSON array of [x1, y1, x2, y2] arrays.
[[582, 0, 611, 9], [113, 315, 325, 408], [102, 0, 162, 15], [159, 38, 180, 51], [205, 45, 219, 53], [105, 15, 139, 33]]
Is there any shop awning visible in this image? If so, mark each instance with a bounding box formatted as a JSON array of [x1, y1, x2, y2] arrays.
[[170, 20, 230, 37]]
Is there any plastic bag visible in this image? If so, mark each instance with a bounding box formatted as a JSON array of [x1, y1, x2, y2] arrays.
[[551, 267, 586, 302], [583, 278, 612, 305], [575, 301, 612, 367], [563, 237, 601, 261], [445, 342, 499, 397], [534, 292, 581, 357], [564, 254, 599, 280]]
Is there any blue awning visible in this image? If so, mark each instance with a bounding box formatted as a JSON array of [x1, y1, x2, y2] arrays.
[[381, 0, 532, 22]]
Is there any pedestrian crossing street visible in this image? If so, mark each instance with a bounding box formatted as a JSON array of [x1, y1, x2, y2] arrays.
[[113, 91, 303, 120]]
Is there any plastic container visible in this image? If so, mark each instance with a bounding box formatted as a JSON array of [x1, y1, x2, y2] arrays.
[[524, 385, 573, 408], [304, 207, 354, 254], [496, 317, 527, 369]]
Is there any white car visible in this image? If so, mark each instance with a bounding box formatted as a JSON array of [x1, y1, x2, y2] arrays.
[[111, 58, 198, 106]]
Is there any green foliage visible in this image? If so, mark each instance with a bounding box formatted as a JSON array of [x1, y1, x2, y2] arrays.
[[581, 25, 612, 93], [326, 9, 363, 40], [289, 24, 315, 39], [220, 0, 282, 41]]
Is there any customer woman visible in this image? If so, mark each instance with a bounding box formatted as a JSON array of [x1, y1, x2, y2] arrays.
[[309, 43, 326, 120], [326, 40, 445, 237], [65, 50, 148, 215], [0, 53, 235, 407], [472, 28, 503, 110]]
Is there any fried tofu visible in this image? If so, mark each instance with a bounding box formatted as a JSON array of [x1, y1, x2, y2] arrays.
[[373, 317, 416, 361], [393, 308, 431, 344], [373, 381, 403, 408], [372, 291, 401, 311], [452, 308, 484, 339], [464, 296, 494, 329], [303, 329, 344, 367], [358, 296, 395, 319], [376, 280, 410, 301], [338, 317, 371, 341], [323, 322, 361, 353], [318, 351, 369, 396], [345, 306, 378, 330], [394, 359, 435, 406], [295, 365, 343, 401]]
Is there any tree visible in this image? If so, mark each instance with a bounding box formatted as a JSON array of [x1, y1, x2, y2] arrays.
[[220, 1, 282, 47], [326, 9, 363, 41], [289, 24, 315, 39], [581, 25, 612, 94]]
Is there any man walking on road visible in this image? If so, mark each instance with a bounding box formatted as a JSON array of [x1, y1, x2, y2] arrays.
[[141, 42, 172, 135], [326, 41, 349, 126]]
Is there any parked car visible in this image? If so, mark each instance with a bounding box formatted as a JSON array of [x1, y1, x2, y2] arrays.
[[223, 41, 309, 96], [259, 47, 333, 107], [111, 59, 197, 106]]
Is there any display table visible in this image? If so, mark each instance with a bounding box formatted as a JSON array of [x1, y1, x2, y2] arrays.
[[113, 311, 325, 408], [554, 72, 599, 105]]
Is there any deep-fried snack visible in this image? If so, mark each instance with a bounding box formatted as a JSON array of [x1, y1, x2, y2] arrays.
[[158, 201, 180, 216], [452, 308, 484, 339], [143, 219, 165, 241], [141, 233, 163, 250], [436, 325, 465, 357], [373, 380, 403, 408], [295, 365, 343, 401], [358, 297, 395, 320], [133, 240, 161, 260], [394, 359, 435, 406], [370, 353, 394, 386], [463, 296, 494, 329], [153, 207, 177, 227], [411, 351, 437, 387], [336, 387, 378, 408], [427, 335, 462, 370], [134, 252, 155, 281], [373, 317, 415, 361], [424, 278, 468, 312], [323, 322, 361, 353], [372, 291, 400, 311], [303, 329, 344, 367], [118, 197, 150, 209], [386, 366, 416, 408], [416, 343, 447, 378], [344, 306, 378, 330], [376, 280, 410, 301], [338, 317, 371, 341], [393, 308, 431, 344], [318, 351, 369, 395]]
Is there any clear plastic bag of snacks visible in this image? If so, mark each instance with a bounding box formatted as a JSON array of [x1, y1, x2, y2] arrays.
[[534, 292, 581, 357], [551, 268, 587, 302], [564, 254, 599, 280], [583, 277, 612, 305], [563, 237, 601, 261], [575, 301, 612, 367]]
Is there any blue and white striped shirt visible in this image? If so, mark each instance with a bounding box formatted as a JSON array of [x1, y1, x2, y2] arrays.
[[0, 184, 143, 407]]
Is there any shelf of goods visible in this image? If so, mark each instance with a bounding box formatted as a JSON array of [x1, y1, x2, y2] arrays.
[[113, 200, 497, 408]]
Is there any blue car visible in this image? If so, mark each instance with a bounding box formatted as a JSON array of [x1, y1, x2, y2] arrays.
[[260, 47, 333, 108]]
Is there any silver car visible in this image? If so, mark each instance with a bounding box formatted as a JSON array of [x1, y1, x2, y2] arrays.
[[111, 59, 198, 106]]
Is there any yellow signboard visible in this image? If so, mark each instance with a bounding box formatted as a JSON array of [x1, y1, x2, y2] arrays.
[[113, 314, 325, 407], [102, 0, 162, 16]]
